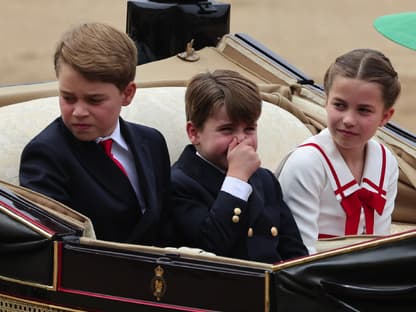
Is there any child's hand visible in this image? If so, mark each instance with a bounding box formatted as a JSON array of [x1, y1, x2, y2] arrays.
[[226, 137, 260, 182]]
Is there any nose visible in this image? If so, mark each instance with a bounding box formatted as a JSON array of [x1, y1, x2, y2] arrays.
[[72, 101, 89, 117], [343, 111, 356, 127], [235, 131, 246, 143]]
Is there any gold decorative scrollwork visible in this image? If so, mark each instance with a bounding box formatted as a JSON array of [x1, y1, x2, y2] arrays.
[[150, 265, 167, 301]]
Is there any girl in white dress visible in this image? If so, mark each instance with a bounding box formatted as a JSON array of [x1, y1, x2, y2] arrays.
[[277, 49, 401, 254]]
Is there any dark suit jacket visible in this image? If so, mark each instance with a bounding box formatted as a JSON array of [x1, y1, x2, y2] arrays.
[[19, 117, 170, 245], [170, 145, 308, 263]]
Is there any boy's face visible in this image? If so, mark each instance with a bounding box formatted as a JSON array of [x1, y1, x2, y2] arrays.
[[187, 105, 258, 171], [57, 63, 135, 141]]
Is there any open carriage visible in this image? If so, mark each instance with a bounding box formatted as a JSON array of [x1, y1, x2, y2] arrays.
[[1, 1, 416, 311]]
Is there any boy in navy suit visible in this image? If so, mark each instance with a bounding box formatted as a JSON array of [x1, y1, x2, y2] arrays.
[[19, 23, 170, 245], [169, 70, 307, 263]]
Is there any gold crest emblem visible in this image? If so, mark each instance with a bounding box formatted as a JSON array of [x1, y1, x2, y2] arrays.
[[151, 265, 167, 301]]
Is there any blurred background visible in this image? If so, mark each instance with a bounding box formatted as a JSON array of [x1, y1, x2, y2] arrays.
[[1, 0, 415, 132]]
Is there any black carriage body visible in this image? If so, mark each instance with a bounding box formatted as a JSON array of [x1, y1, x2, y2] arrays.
[[0, 185, 269, 311], [1, 185, 416, 311], [1, 244, 268, 312], [57, 243, 268, 311], [126, 0, 230, 64], [273, 236, 416, 311]]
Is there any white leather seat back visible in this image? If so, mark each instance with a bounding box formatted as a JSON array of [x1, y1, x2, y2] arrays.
[[0, 87, 312, 185], [0, 98, 59, 184], [125, 87, 312, 169]]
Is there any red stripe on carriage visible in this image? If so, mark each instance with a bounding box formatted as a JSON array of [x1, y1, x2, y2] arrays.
[[0, 200, 56, 235], [57, 286, 214, 312]]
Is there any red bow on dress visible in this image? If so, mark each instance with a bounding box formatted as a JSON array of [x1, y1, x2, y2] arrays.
[[340, 188, 386, 235]]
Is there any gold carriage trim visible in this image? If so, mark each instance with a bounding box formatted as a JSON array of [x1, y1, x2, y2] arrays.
[[0, 293, 84, 312], [150, 265, 167, 301], [264, 270, 270, 312], [0, 274, 54, 292], [0, 242, 60, 291], [271, 230, 416, 271], [0, 203, 53, 239]]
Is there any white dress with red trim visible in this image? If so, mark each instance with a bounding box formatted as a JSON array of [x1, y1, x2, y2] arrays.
[[277, 128, 399, 254]]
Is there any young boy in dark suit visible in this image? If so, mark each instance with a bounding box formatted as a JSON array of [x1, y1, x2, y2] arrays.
[[169, 70, 308, 263], [19, 23, 170, 245]]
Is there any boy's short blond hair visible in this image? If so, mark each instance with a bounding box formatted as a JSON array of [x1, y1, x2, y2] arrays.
[[54, 22, 137, 91], [185, 70, 262, 130]]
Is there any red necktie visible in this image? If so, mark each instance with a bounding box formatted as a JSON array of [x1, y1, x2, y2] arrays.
[[99, 139, 128, 176]]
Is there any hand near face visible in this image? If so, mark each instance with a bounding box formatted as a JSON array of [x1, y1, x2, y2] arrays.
[[226, 137, 260, 182]]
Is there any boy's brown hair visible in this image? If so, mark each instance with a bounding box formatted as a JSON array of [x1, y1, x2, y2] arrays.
[[323, 48, 401, 109], [54, 22, 137, 91], [185, 70, 262, 130]]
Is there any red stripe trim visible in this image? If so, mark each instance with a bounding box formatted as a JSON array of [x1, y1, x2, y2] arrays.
[[362, 178, 387, 196], [361, 143, 387, 195], [379, 144, 386, 188], [0, 200, 56, 235], [300, 143, 350, 199], [56, 243, 212, 311], [57, 242, 63, 288], [57, 287, 213, 311], [334, 180, 356, 196], [300, 142, 388, 197], [318, 233, 338, 239], [378, 143, 387, 193]]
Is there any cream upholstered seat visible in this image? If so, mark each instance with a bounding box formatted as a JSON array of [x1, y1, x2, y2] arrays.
[[0, 86, 312, 185], [0, 98, 60, 184]]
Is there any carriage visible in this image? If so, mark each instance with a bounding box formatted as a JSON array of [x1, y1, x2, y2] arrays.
[[1, 1, 416, 311]]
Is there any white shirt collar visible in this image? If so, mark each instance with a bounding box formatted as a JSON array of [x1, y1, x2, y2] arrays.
[[95, 119, 129, 151]]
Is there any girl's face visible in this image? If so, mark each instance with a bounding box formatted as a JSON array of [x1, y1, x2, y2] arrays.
[[326, 76, 394, 157], [186, 105, 258, 171]]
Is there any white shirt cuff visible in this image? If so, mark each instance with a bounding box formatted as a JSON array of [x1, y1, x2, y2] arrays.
[[221, 176, 253, 201]]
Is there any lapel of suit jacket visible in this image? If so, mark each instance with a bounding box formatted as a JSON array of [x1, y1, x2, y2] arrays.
[[177, 145, 224, 197], [120, 119, 155, 213], [119, 119, 164, 240], [59, 118, 138, 201]]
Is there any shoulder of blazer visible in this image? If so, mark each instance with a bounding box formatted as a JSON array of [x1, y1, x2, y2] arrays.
[[120, 118, 165, 142], [24, 117, 70, 149]]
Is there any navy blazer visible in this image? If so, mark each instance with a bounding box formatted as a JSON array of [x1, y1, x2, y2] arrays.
[[19, 117, 170, 245], [170, 145, 308, 263]]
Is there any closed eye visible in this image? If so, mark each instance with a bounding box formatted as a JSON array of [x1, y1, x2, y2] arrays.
[[61, 95, 76, 104], [218, 126, 233, 133], [86, 97, 105, 105], [333, 102, 346, 110], [245, 125, 257, 133], [358, 106, 373, 114]]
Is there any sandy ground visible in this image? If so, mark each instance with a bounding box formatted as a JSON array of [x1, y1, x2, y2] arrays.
[[1, 0, 415, 132]]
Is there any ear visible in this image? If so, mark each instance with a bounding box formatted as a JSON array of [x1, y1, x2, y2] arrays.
[[379, 107, 395, 127], [121, 81, 137, 107], [186, 121, 200, 145]]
